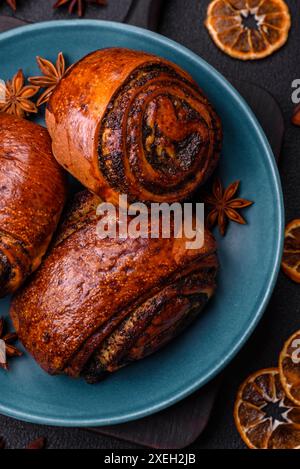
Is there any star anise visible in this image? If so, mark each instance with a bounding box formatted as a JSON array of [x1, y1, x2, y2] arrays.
[[2, 0, 16, 11], [25, 437, 46, 450], [0, 69, 39, 118], [29, 52, 70, 106], [53, 0, 107, 17], [0, 317, 22, 370], [203, 178, 253, 236], [292, 104, 300, 126]]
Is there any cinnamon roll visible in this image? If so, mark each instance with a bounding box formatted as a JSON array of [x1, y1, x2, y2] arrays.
[[46, 48, 222, 204], [0, 114, 67, 296]]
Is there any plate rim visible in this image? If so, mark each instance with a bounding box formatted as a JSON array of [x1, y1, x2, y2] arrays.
[[0, 19, 284, 427]]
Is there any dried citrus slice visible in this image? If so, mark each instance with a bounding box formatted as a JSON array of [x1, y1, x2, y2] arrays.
[[234, 368, 300, 449], [205, 0, 291, 60], [279, 331, 300, 406], [281, 219, 300, 283]]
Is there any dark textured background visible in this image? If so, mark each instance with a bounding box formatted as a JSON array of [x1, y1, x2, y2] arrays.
[[0, 0, 299, 449]]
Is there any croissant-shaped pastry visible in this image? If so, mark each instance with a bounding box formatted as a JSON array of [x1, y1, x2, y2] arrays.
[[10, 191, 218, 382], [46, 48, 222, 204], [0, 114, 67, 296]]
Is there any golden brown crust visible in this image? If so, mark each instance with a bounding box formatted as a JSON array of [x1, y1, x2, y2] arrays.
[[11, 191, 218, 381], [0, 113, 67, 296], [46, 48, 222, 204], [205, 0, 291, 61]]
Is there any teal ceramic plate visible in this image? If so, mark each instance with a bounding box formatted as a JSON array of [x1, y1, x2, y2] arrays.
[[0, 21, 284, 426]]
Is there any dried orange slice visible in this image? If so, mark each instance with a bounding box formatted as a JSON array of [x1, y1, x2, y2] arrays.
[[279, 331, 300, 406], [281, 219, 300, 283], [234, 368, 300, 449], [205, 0, 291, 60]]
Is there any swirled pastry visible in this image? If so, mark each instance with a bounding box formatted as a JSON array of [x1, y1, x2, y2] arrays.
[[0, 114, 67, 296], [10, 191, 218, 382], [46, 48, 222, 204]]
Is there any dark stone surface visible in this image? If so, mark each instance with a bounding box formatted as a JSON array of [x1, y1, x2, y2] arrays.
[[0, 0, 299, 449]]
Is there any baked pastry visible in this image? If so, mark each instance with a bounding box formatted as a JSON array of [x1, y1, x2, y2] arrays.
[[46, 48, 222, 205], [0, 114, 67, 296], [11, 191, 218, 382]]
